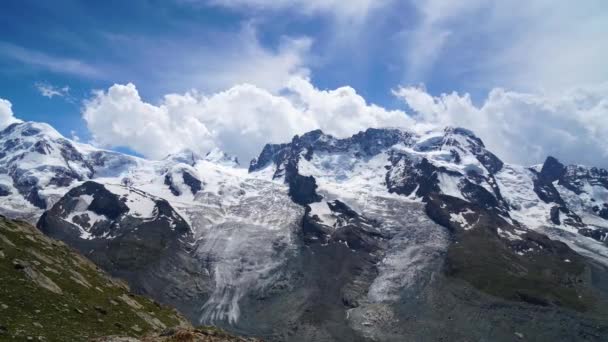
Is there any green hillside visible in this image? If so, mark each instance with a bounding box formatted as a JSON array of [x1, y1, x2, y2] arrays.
[[0, 216, 190, 341]]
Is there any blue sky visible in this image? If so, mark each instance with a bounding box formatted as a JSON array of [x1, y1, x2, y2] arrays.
[[1, 0, 607, 166]]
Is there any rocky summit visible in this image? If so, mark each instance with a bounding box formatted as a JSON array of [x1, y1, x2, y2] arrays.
[[1, 121, 608, 341]]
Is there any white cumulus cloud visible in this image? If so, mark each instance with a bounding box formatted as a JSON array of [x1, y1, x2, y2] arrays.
[[82, 77, 414, 163], [394, 83, 608, 167], [83, 75, 608, 169], [0, 98, 21, 130]]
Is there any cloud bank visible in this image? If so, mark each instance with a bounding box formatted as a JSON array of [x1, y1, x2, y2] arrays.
[[395, 83, 608, 167], [82, 79, 608, 168], [0, 98, 20, 129], [82, 77, 413, 163]]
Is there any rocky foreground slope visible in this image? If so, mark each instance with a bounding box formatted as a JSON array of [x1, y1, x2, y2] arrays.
[[0, 215, 189, 341], [1, 121, 608, 340]]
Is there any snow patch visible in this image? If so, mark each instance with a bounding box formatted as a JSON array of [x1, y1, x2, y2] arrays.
[[497, 228, 523, 241], [104, 184, 157, 219], [309, 201, 337, 227], [449, 208, 476, 230], [437, 173, 465, 200]]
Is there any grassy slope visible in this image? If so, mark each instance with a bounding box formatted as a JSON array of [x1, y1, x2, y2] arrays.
[[0, 216, 190, 341], [426, 194, 606, 315]]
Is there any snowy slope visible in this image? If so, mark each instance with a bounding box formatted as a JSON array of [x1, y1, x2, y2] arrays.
[[4, 120, 607, 262], [249, 127, 608, 265]]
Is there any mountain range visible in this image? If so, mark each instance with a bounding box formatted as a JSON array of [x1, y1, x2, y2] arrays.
[[1, 121, 608, 341]]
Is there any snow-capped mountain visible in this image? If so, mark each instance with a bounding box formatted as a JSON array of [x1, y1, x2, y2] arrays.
[[0, 122, 93, 217], [1, 121, 608, 341]]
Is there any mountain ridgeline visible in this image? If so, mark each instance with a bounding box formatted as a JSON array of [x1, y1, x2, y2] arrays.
[[1, 121, 608, 341]]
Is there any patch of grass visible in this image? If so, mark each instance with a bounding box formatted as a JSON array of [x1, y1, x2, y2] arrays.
[[0, 217, 189, 341], [426, 194, 600, 314], [446, 226, 595, 313]]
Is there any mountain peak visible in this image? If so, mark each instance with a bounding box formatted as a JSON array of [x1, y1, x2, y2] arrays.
[[204, 147, 239, 167], [539, 155, 566, 182], [163, 148, 203, 166], [1, 121, 63, 140]]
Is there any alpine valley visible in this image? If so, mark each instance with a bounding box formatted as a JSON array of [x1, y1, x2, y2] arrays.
[[2, 121, 608, 341]]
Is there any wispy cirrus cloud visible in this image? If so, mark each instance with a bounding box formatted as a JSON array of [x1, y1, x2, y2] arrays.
[[205, 0, 392, 21], [0, 42, 101, 78], [35, 82, 71, 98], [98, 23, 312, 94], [400, 0, 608, 92]]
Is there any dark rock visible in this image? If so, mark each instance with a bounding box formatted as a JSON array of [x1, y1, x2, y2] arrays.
[[517, 292, 550, 307], [94, 306, 108, 315], [249, 143, 291, 172], [332, 224, 384, 253], [0, 184, 11, 197], [531, 166, 566, 206], [599, 206, 608, 220], [13, 260, 25, 270], [165, 170, 202, 196], [540, 156, 566, 182], [250, 128, 414, 173], [450, 150, 461, 164], [460, 179, 504, 214], [578, 228, 608, 244], [182, 171, 202, 195], [301, 207, 332, 244], [475, 149, 504, 174], [33, 140, 52, 155], [164, 174, 180, 196], [287, 174, 321, 206], [2, 138, 19, 151], [81, 182, 129, 220], [386, 155, 443, 199], [327, 200, 358, 219], [550, 206, 562, 225]]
